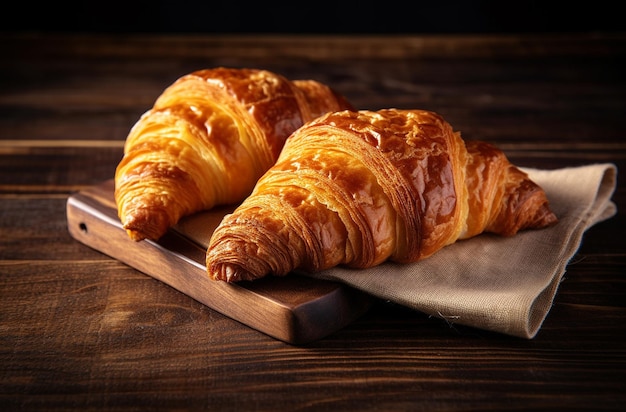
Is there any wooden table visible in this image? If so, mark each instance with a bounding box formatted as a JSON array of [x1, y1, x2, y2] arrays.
[[1, 32, 625, 410]]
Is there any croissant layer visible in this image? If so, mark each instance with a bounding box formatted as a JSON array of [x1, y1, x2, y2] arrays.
[[206, 109, 558, 282], [114, 67, 353, 241]]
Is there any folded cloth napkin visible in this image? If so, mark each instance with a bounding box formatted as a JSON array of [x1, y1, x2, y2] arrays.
[[306, 163, 618, 338], [180, 163, 617, 338]]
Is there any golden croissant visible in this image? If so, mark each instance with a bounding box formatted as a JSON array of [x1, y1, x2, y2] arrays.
[[114, 67, 353, 241], [206, 109, 558, 282]]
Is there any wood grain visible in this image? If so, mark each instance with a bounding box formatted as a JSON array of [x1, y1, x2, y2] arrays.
[[1, 32, 625, 411], [66, 180, 372, 344]]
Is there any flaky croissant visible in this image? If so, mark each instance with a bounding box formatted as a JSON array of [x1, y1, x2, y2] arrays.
[[206, 109, 558, 283], [115, 67, 353, 241]]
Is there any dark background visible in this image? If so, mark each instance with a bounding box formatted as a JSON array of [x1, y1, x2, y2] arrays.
[[4, 1, 624, 34]]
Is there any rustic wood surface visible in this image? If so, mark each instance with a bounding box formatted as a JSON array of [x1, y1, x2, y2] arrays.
[[1, 32, 625, 411], [66, 181, 372, 345]]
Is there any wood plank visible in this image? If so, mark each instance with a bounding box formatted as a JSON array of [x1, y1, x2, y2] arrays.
[[66, 180, 372, 345]]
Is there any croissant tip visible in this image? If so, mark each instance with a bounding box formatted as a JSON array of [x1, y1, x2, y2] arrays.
[[532, 200, 559, 229], [121, 211, 169, 242], [540, 210, 559, 229], [225, 267, 239, 283], [125, 228, 147, 242], [123, 222, 161, 242], [208, 263, 259, 283]]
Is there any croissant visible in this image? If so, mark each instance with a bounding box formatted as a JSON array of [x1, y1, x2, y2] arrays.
[[114, 67, 353, 241], [206, 109, 558, 282]]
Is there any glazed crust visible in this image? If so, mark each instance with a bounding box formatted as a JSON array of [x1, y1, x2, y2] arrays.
[[114, 67, 353, 241], [206, 109, 558, 282]]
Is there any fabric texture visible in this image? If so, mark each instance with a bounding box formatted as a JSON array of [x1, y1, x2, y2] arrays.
[[181, 163, 618, 339], [306, 163, 618, 338]]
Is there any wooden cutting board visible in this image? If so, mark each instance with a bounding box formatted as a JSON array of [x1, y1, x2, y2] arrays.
[[66, 180, 372, 345]]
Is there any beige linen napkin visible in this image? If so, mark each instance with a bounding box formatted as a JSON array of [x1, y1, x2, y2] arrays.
[[306, 163, 618, 338], [179, 163, 617, 338]]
